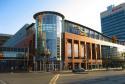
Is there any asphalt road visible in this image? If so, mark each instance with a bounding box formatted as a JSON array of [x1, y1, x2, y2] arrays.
[[0, 72, 55, 84], [57, 70, 125, 84], [0, 70, 125, 84]]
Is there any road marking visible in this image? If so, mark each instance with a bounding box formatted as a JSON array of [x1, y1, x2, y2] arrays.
[[49, 74, 60, 84], [0, 80, 7, 84], [53, 74, 60, 84]]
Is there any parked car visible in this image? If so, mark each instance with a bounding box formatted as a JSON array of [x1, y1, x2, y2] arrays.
[[72, 68, 85, 73]]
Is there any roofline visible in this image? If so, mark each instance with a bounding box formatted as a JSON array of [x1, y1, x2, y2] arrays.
[[0, 33, 13, 37], [26, 23, 35, 30], [33, 11, 65, 19], [64, 20, 111, 39]]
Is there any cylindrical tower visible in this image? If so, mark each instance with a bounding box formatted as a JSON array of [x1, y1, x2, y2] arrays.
[[33, 11, 64, 61]]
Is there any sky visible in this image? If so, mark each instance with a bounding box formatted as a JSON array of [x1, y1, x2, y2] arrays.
[[0, 0, 125, 34]]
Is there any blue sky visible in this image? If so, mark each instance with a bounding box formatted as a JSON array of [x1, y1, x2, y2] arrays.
[[0, 0, 125, 34]]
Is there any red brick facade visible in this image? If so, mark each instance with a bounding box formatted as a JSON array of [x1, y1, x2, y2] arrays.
[[63, 32, 102, 70]]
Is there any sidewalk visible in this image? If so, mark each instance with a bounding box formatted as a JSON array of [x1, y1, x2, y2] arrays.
[[51, 68, 125, 74]]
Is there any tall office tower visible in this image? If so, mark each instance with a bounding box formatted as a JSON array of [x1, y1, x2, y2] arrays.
[[101, 3, 125, 41]]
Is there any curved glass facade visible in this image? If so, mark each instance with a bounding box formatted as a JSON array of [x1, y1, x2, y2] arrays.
[[34, 12, 63, 60]]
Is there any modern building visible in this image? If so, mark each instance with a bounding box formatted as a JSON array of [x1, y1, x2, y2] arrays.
[[1, 11, 125, 72], [0, 47, 28, 72], [62, 20, 125, 70], [3, 23, 36, 71], [33, 11, 64, 61], [101, 3, 125, 41], [3, 24, 34, 47], [0, 34, 12, 46]]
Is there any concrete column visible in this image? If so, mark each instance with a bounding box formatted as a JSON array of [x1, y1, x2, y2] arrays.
[[40, 61, 42, 71], [95, 44, 97, 60], [78, 41, 81, 59], [72, 39, 75, 69], [90, 43, 92, 69], [36, 62, 37, 71], [100, 45, 102, 60], [43, 61, 45, 71], [65, 39, 68, 70], [95, 44, 98, 69], [60, 61, 62, 71], [85, 42, 88, 70], [100, 45, 102, 68]]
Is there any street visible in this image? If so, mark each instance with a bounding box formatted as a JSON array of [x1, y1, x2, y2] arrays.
[[0, 72, 54, 84], [57, 70, 125, 84], [0, 70, 125, 84]]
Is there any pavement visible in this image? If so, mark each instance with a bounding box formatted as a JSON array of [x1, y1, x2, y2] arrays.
[[0, 70, 125, 84], [57, 70, 125, 84], [0, 72, 55, 84]]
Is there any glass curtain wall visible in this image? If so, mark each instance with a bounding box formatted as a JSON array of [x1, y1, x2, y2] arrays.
[[81, 42, 85, 58], [74, 43, 78, 58], [67, 42, 72, 58], [42, 14, 57, 59], [35, 13, 63, 60], [0, 50, 27, 72]]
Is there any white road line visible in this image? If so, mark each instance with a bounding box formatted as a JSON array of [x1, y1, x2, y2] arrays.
[[49, 74, 60, 84], [0, 80, 7, 84]]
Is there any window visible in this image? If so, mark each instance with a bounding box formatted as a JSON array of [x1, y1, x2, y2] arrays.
[[74, 43, 78, 58], [85, 29, 90, 37], [90, 30, 95, 38], [95, 32, 99, 39], [81, 43, 84, 58], [67, 42, 72, 58]]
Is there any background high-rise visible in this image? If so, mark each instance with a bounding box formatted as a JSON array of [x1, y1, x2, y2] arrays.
[[101, 3, 125, 41]]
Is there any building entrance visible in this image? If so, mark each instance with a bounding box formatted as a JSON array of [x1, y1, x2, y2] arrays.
[[0, 59, 28, 72], [32, 61, 61, 72]]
